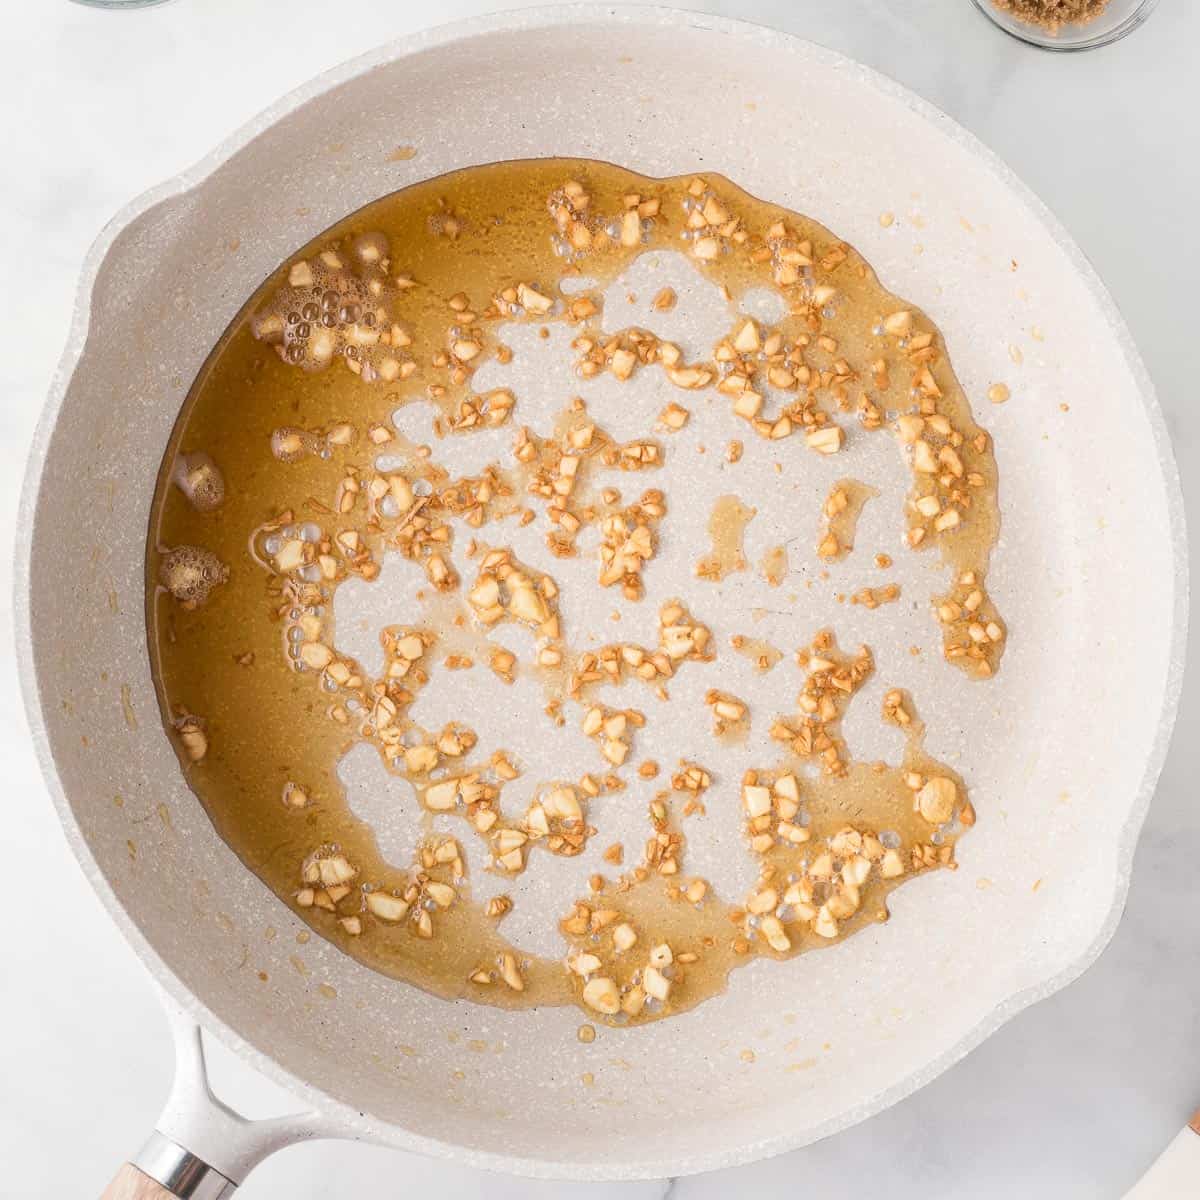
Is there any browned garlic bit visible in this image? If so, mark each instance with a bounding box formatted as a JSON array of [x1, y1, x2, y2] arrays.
[[514, 401, 663, 559], [705, 689, 749, 737], [297, 835, 467, 940], [172, 712, 208, 763], [851, 583, 901, 609], [282, 781, 310, 809], [522, 784, 594, 859], [581, 705, 643, 768], [730, 634, 783, 673], [251, 234, 409, 382], [770, 631, 872, 776], [881, 312, 1005, 673], [271, 421, 358, 463], [935, 569, 1007, 677], [656, 402, 691, 433], [734, 672, 967, 954], [567, 600, 712, 699], [159, 546, 228, 609], [149, 159, 1001, 1030], [170, 452, 225, 512], [671, 762, 712, 816], [598, 490, 665, 599], [445, 388, 516, 433], [817, 479, 877, 562]]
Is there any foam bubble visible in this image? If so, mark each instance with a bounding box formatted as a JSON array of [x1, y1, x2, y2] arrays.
[[159, 546, 229, 608], [170, 452, 225, 512], [350, 231, 389, 266], [250, 233, 395, 377], [271, 427, 319, 463]]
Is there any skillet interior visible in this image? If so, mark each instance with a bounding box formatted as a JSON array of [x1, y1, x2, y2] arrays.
[[18, 9, 1185, 1178]]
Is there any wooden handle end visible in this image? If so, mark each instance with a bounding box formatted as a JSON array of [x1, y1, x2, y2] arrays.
[[101, 1162, 178, 1199]]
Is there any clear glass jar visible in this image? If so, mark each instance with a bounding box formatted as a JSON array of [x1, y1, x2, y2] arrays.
[[68, 0, 176, 8], [972, 0, 1160, 50]]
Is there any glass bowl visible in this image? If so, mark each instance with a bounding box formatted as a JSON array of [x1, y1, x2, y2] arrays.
[[972, 0, 1160, 50], [68, 0, 176, 8]]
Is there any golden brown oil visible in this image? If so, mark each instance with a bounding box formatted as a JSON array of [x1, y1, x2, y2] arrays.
[[148, 158, 1001, 1025]]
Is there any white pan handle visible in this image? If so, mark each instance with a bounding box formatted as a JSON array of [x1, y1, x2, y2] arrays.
[[100, 993, 342, 1197], [1123, 1115, 1200, 1199]]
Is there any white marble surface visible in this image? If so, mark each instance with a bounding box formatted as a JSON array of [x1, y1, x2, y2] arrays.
[[1, 1, 1196, 1196]]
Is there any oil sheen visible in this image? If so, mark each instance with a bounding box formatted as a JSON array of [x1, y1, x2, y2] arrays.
[[147, 159, 1003, 1026]]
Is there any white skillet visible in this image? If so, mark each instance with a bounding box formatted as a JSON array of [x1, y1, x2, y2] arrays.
[[14, 8, 1187, 1196]]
